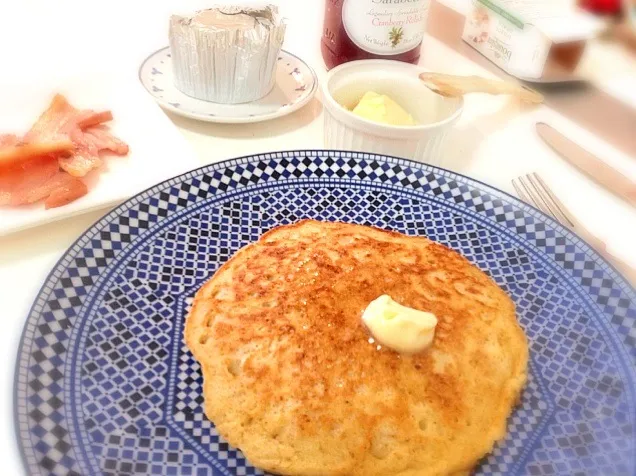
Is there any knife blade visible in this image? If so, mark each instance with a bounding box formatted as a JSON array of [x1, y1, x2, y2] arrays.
[[536, 122, 636, 208]]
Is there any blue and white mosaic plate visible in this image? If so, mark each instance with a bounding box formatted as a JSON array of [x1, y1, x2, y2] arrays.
[[139, 48, 318, 124], [15, 151, 636, 476]]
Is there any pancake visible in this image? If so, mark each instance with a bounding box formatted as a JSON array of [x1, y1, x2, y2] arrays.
[[185, 219, 528, 476]]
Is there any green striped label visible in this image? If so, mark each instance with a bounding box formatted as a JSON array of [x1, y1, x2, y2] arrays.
[[476, 0, 525, 30]]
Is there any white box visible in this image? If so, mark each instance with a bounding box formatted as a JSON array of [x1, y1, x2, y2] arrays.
[[462, 0, 603, 80]]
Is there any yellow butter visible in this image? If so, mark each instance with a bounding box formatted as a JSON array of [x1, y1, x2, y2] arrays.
[[362, 295, 437, 354], [351, 91, 417, 126]]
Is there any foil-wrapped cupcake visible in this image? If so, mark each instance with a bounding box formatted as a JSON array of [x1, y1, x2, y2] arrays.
[[169, 5, 286, 104]]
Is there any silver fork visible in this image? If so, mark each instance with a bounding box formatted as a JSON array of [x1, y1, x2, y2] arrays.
[[512, 172, 636, 284]]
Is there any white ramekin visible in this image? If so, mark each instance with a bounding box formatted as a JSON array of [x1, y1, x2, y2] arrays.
[[321, 60, 464, 166]]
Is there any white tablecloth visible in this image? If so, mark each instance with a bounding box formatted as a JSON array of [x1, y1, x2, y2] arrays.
[[1, 0, 635, 473]]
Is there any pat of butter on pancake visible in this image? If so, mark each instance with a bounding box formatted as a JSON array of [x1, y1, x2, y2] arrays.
[[362, 294, 437, 353]]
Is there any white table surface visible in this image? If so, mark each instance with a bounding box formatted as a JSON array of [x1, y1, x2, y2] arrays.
[[1, 0, 635, 473]]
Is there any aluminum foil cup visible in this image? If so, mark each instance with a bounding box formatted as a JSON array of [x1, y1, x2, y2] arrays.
[[169, 5, 286, 104]]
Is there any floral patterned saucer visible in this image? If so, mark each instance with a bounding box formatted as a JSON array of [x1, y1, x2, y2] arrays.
[[139, 47, 318, 124]]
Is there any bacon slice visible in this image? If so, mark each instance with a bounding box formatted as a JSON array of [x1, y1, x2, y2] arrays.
[[59, 125, 128, 176], [76, 110, 114, 129], [25, 94, 76, 142], [0, 155, 59, 205], [0, 134, 19, 147], [25, 95, 122, 177], [0, 93, 127, 209], [58, 128, 101, 177], [29, 96, 113, 137], [44, 173, 88, 209], [84, 126, 129, 155], [0, 139, 74, 169], [0, 171, 13, 205], [58, 152, 102, 177], [0, 156, 88, 208]]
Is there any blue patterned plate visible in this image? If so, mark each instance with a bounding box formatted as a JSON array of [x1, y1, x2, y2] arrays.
[[15, 151, 635, 476]]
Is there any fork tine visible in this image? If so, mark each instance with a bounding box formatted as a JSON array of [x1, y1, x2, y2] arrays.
[[512, 178, 534, 208], [530, 173, 576, 228], [523, 174, 562, 222], [515, 175, 557, 221], [527, 173, 576, 228]]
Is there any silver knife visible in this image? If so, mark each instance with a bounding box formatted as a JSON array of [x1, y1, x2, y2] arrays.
[[536, 122, 636, 208]]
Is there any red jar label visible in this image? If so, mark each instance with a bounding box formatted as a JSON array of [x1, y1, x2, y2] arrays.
[[342, 0, 430, 55]]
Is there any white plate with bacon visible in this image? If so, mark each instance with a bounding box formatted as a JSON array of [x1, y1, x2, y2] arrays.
[[0, 73, 199, 236]]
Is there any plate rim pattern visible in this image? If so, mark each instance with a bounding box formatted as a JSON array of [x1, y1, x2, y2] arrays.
[[13, 150, 636, 476]]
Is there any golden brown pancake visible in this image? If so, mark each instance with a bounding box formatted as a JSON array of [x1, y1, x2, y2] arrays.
[[185, 220, 528, 476]]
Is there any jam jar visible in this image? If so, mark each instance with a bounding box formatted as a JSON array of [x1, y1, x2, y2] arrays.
[[321, 0, 431, 69]]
